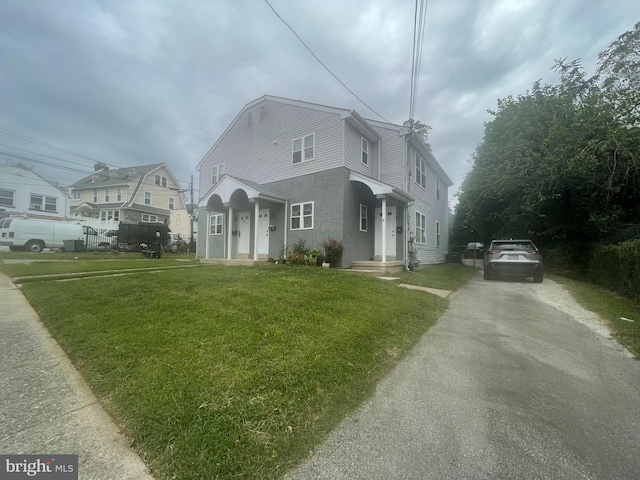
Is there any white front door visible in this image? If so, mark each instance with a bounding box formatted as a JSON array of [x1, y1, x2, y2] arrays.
[[238, 211, 250, 255], [257, 209, 270, 255], [374, 206, 396, 259]]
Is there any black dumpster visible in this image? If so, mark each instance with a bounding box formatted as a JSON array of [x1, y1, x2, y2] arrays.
[[63, 239, 85, 252]]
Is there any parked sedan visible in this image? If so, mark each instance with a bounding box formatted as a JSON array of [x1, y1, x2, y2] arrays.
[[483, 239, 544, 282]]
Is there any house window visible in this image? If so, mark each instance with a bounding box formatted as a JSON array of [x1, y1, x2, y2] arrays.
[[211, 164, 225, 185], [291, 202, 313, 230], [436, 177, 440, 201], [116, 188, 123, 202], [210, 214, 223, 235], [104, 189, 110, 202], [72, 190, 81, 200], [436, 221, 441, 247], [144, 192, 152, 205], [44, 196, 57, 212], [93, 189, 98, 203], [416, 212, 426, 244], [360, 204, 368, 232], [0, 189, 15, 207], [416, 153, 426, 189], [142, 214, 159, 223], [155, 175, 167, 187], [361, 138, 369, 165], [169, 197, 175, 210], [292, 134, 314, 164], [101, 210, 119, 222]]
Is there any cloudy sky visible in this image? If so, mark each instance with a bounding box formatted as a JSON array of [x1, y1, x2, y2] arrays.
[[1, 0, 639, 206]]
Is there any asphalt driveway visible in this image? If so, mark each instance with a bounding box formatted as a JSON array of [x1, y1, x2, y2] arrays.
[[289, 271, 640, 479]]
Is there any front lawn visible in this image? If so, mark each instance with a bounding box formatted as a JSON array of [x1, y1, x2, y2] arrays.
[[14, 265, 469, 479]]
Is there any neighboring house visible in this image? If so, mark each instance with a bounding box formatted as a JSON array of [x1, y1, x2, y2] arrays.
[[195, 95, 452, 269], [69, 163, 188, 231], [0, 162, 72, 220]]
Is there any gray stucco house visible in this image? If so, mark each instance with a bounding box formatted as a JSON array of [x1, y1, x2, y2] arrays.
[[195, 95, 452, 269]]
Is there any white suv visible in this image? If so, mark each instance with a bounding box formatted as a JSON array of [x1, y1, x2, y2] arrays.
[[483, 239, 543, 283]]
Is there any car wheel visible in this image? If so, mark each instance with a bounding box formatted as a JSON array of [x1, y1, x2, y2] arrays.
[[25, 240, 45, 253], [533, 273, 543, 283]]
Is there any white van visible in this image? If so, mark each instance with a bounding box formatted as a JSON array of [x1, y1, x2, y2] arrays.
[[0, 217, 101, 252]]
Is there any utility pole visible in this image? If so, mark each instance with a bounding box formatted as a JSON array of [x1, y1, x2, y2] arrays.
[[190, 174, 195, 252]]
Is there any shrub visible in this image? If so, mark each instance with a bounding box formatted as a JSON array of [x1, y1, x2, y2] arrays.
[[588, 239, 640, 305], [320, 237, 345, 267]]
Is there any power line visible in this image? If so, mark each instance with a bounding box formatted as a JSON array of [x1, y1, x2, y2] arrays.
[[263, 0, 392, 123], [410, 0, 429, 120]]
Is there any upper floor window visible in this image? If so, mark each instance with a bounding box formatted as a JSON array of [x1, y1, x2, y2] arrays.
[[169, 197, 175, 210], [210, 214, 223, 235], [144, 191, 152, 205], [435, 221, 441, 247], [291, 201, 314, 230], [155, 175, 167, 187], [361, 138, 369, 165], [212, 164, 225, 185], [93, 189, 98, 203], [104, 189, 110, 202], [360, 204, 368, 232], [0, 189, 15, 207], [416, 153, 426, 189], [292, 134, 314, 164], [435, 177, 440, 201], [116, 188, 123, 202], [72, 190, 81, 200], [416, 212, 426, 244]]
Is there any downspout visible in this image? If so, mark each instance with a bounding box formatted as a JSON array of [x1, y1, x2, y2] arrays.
[[283, 199, 288, 257], [377, 137, 381, 181]]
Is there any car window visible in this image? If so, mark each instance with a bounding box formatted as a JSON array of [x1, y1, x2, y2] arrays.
[[492, 243, 534, 251]]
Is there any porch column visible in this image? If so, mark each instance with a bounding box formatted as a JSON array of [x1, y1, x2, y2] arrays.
[[253, 201, 260, 261], [205, 212, 210, 260], [381, 196, 387, 263], [227, 206, 233, 260]]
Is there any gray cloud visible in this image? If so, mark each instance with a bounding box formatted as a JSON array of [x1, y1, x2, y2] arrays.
[[1, 0, 638, 202]]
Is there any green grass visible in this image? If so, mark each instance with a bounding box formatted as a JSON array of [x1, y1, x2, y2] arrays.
[[551, 275, 640, 358], [10, 264, 472, 479], [0, 252, 198, 280]]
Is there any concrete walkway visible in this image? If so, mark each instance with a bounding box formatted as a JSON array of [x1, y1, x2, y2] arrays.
[[0, 272, 154, 479]]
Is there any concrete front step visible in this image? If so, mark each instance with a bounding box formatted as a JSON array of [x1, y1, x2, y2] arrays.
[[350, 260, 405, 274]]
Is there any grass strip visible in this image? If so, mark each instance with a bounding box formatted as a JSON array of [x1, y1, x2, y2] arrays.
[[18, 265, 469, 479], [551, 275, 640, 358]]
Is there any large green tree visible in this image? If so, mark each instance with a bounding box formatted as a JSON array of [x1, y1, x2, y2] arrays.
[[452, 24, 640, 268]]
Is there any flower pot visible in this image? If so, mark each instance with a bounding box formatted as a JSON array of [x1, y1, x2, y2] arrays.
[[322, 262, 330, 268]]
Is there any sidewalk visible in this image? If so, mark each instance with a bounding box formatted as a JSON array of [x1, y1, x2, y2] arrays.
[[0, 272, 154, 479]]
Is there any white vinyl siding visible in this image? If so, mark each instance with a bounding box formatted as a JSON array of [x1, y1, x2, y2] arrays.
[[291, 201, 313, 230], [198, 100, 344, 194]]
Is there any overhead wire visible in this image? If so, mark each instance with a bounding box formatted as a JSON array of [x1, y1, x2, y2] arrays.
[[409, 0, 429, 121], [263, 0, 392, 124]]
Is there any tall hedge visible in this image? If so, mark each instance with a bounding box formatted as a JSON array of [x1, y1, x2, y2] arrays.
[[588, 240, 640, 305]]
